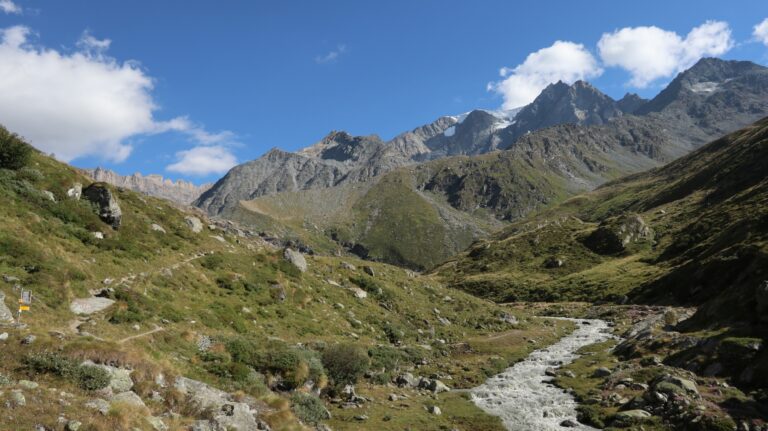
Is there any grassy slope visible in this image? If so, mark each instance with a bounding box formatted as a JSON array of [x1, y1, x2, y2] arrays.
[[435, 117, 768, 394], [0, 143, 574, 430], [436, 117, 768, 320]]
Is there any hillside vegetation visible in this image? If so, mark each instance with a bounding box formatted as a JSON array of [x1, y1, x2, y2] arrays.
[[0, 128, 574, 430]]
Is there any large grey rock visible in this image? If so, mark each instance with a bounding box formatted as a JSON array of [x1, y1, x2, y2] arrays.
[[10, 389, 25, 406], [66, 183, 82, 200], [84, 398, 110, 415], [614, 409, 652, 420], [82, 361, 133, 393], [150, 223, 167, 234], [110, 391, 146, 408], [70, 297, 115, 315], [185, 216, 204, 233], [174, 377, 259, 430], [83, 183, 122, 229], [283, 248, 307, 272], [0, 291, 14, 323]]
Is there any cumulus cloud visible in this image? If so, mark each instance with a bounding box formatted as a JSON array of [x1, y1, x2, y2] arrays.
[[0, 0, 21, 14], [754, 18, 768, 46], [598, 21, 733, 87], [166, 145, 237, 176], [315, 44, 346, 64], [488, 41, 603, 109], [0, 25, 234, 165]]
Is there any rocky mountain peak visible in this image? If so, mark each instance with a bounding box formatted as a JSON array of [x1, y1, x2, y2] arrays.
[[616, 93, 648, 114]]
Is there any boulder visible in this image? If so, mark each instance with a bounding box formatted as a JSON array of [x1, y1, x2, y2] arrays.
[[560, 419, 579, 427], [70, 297, 115, 315], [428, 405, 441, 415], [617, 410, 652, 419], [185, 216, 204, 233], [110, 391, 146, 408], [150, 223, 167, 234], [363, 266, 375, 277], [0, 291, 15, 323], [10, 389, 25, 406], [66, 183, 82, 200], [18, 380, 38, 390], [544, 257, 564, 268], [83, 183, 122, 229], [174, 377, 259, 430], [283, 248, 307, 272], [66, 420, 82, 431], [349, 287, 367, 299], [20, 334, 35, 345], [0, 332, 8, 341], [83, 361, 133, 393], [396, 373, 417, 388], [340, 262, 356, 271], [42, 190, 56, 202], [592, 367, 612, 378], [84, 398, 110, 415]]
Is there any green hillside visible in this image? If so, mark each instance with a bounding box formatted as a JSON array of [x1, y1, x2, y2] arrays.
[[0, 127, 574, 431], [435, 117, 768, 392]]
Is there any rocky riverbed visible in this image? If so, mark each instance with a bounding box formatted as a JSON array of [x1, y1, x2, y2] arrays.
[[471, 318, 614, 430]]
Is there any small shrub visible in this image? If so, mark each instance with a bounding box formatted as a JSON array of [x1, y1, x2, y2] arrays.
[[321, 343, 369, 387], [369, 346, 407, 371], [75, 365, 111, 390], [291, 392, 329, 424], [23, 352, 109, 390], [201, 254, 225, 270], [24, 351, 79, 376], [0, 127, 32, 170]]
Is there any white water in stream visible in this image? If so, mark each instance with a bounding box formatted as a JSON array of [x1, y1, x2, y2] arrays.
[[471, 318, 614, 430]]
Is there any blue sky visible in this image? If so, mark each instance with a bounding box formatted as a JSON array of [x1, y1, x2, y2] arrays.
[[1, 0, 767, 184]]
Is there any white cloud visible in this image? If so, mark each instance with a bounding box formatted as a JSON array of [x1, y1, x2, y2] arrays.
[[754, 18, 768, 46], [77, 30, 111, 53], [598, 21, 733, 87], [0, 25, 233, 164], [315, 44, 346, 64], [0, 0, 21, 14], [488, 41, 603, 109], [166, 145, 237, 176]]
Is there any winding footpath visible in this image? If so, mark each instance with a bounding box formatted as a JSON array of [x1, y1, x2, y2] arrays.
[[471, 318, 614, 431]]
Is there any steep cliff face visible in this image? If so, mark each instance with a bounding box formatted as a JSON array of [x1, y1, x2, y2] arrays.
[[84, 167, 211, 205]]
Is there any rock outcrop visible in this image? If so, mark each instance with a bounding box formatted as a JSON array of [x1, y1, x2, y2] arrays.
[[82, 183, 122, 229], [85, 167, 211, 205]]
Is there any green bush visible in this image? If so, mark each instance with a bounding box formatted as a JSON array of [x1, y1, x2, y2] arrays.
[[321, 343, 369, 386], [201, 254, 225, 270], [369, 346, 407, 371], [0, 127, 32, 170], [291, 392, 329, 424], [23, 352, 109, 391], [74, 365, 111, 390], [23, 352, 78, 376]]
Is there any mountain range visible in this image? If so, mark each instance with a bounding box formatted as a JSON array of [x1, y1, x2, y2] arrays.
[[84, 167, 212, 205], [187, 58, 768, 269]]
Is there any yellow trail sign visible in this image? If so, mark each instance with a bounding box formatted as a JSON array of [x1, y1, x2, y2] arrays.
[[19, 305, 30, 311]]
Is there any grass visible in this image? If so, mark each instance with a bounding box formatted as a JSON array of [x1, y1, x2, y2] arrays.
[[0, 142, 589, 429]]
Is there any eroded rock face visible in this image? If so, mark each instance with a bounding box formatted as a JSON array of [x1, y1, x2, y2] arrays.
[[83, 183, 122, 229]]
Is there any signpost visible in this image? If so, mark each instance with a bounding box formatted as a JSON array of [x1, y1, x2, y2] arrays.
[[17, 289, 31, 325]]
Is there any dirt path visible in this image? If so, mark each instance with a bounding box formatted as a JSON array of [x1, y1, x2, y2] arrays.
[[117, 324, 165, 344]]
